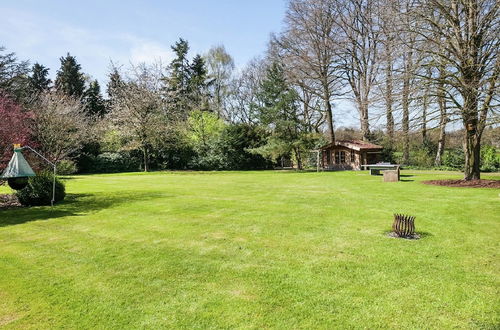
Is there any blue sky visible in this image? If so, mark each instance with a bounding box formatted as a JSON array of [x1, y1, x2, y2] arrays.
[[0, 0, 287, 84]]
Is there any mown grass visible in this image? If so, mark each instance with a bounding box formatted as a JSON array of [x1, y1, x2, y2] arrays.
[[0, 170, 499, 329]]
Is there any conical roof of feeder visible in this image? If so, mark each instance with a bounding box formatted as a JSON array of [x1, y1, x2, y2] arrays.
[[1, 148, 36, 179]]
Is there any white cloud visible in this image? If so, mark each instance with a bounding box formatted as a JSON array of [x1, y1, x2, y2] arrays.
[[128, 40, 173, 65], [0, 7, 172, 84]]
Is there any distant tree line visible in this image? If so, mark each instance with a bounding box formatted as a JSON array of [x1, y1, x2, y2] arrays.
[[0, 0, 498, 179]]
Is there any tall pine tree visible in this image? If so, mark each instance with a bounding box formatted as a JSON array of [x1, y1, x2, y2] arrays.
[[163, 38, 191, 118], [83, 80, 106, 117], [29, 63, 51, 93], [0, 47, 30, 103], [255, 62, 307, 169], [189, 54, 210, 111], [55, 53, 85, 98], [107, 67, 124, 100]]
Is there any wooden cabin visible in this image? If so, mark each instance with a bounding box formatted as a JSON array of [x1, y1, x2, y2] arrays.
[[320, 140, 383, 170]]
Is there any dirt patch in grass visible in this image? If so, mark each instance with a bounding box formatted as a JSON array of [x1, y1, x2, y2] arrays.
[[0, 194, 22, 210], [422, 179, 500, 188]]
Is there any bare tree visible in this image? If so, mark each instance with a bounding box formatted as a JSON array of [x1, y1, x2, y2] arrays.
[[226, 58, 267, 124], [277, 0, 342, 143], [205, 45, 235, 119], [335, 0, 382, 141], [393, 0, 424, 164], [434, 63, 448, 165], [379, 2, 398, 144], [413, 0, 499, 179], [31, 92, 90, 163], [110, 63, 168, 172]]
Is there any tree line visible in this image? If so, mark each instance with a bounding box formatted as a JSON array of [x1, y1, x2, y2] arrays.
[[0, 0, 498, 179]]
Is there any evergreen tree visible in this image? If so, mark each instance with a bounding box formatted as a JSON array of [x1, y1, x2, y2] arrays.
[[106, 66, 125, 110], [188, 54, 210, 111], [55, 53, 85, 98], [29, 63, 51, 93], [107, 67, 124, 99], [254, 62, 308, 169], [83, 80, 106, 117], [163, 38, 191, 118], [0, 47, 30, 102]]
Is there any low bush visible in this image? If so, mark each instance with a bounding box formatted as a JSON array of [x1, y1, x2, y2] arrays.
[[409, 148, 434, 168], [85, 152, 140, 173], [15, 172, 66, 206], [56, 159, 78, 175], [442, 148, 465, 170], [480, 145, 499, 172]]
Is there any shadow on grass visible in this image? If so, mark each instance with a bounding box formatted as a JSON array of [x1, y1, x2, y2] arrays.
[[400, 179, 415, 182], [417, 231, 433, 238], [0, 191, 169, 228], [382, 230, 433, 239]]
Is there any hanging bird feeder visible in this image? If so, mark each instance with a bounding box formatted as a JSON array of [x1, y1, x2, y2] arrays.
[[1, 144, 57, 206], [1, 144, 36, 190]]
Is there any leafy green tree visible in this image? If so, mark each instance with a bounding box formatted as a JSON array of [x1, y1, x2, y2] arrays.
[[188, 109, 224, 149], [254, 62, 308, 169], [187, 110, 225, 169], [83, 80, 106, 117], [480, 145, 499, 172], [28, 63, 51, 93], [55, 53, 86, 98]]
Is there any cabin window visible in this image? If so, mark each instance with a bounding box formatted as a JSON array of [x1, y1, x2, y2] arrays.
[[335, 151, 346, 164], [351, 151, 356, 163], [326, 150, 331, 164]]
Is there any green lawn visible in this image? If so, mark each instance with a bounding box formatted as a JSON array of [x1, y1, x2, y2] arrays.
[[0, 170, 499, 329]]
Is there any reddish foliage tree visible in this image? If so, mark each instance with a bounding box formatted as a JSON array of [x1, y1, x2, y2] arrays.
[[0, 92, 33, 171]]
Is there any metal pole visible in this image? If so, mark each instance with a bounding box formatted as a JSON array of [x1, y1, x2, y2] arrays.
[[52, 164, 56, 207]]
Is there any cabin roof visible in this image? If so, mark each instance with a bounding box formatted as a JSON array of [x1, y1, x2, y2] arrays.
[[320, 140, 383, 151]]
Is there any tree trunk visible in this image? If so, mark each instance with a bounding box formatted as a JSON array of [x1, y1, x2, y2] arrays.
[[463, 93, 481, 180], [143, 146, 149, 172], [294, 147, 303, 170], [462, 73, 482, 180], [323, 84, 335, 143], [402, 74, 410, 164], [463, 130, 481, 180], [434, 112, 447, 166], [401, 49, 413, 165], [385, 60, 394, 144], [434, 74, 447, 166], [421, 93, 428, 143], [421, 68, 432, 143], [360, 103, 370, 141]]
